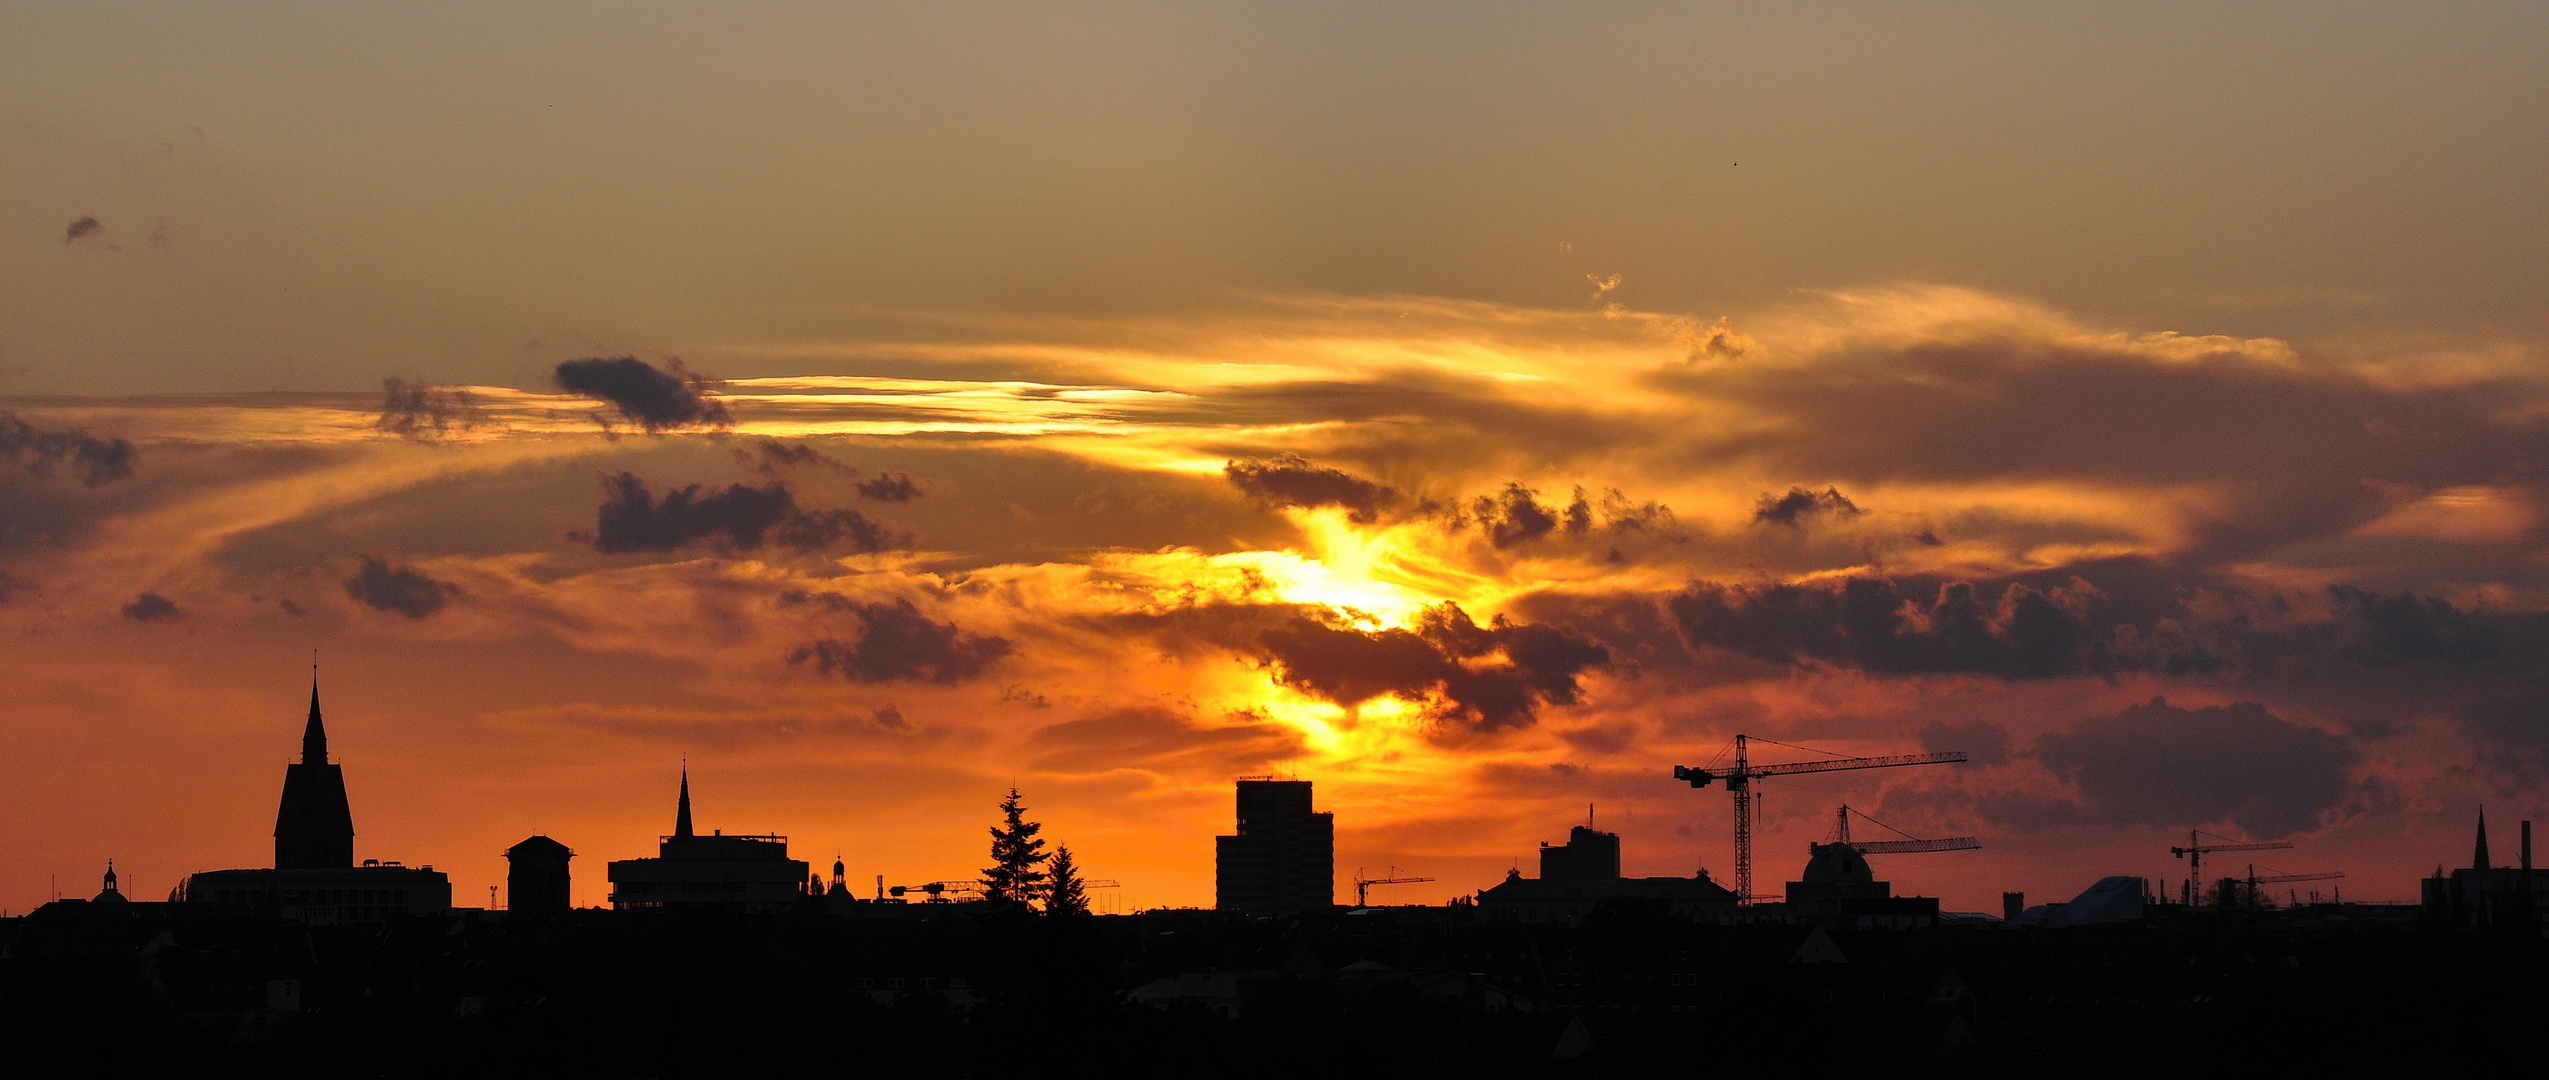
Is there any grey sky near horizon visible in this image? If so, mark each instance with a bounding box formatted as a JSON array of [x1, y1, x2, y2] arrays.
[[4, 1, 2544, 394]]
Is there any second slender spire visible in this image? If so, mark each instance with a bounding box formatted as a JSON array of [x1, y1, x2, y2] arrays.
[[675, 765, 694, 839]]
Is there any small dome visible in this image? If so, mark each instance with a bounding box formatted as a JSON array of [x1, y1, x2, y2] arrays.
[[94, 860, 128, 904], [1800, 842, 1875, 885]]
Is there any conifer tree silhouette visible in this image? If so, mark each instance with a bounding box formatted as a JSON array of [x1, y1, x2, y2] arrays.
[[1045, 845, 1089, 917], [980, 787, 1048, 910]]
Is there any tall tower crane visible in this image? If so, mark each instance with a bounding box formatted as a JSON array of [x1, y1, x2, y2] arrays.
[[2168, 831, 2291, 906], [1672, 735, 1968, 902]]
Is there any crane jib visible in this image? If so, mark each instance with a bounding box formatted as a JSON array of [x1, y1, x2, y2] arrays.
[[1673, 751, 1968, 788]]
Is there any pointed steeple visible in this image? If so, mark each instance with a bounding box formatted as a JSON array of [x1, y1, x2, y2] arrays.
[[302, 679, 328, 764], [2476, 807, 2492, 870], [674, 765, 694, 839], [275, 669, 354, 870]]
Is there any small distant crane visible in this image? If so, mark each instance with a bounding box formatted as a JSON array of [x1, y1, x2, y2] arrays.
[[886, 880, 986, 903], [1827, 804, 1981, 855], [2246, 866, 2343, 908], [1082, 879, 1122, 913], [1674, 734, 1968, 901], [1353, 867, 1436, 907], [2169, 831, 2292, 906]]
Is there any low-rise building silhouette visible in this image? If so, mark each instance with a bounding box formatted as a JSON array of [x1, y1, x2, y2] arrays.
[[606, 767, 809, 912], [1780, 841, 1944, 925], [2423, 810, 2548, 930], [1478, 821, 1736, 924], [1216, 779, 1333, 913]]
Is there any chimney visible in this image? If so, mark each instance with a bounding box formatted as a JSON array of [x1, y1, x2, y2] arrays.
[[2002, 891, 2023, 923], [2525, 820, 2533, 872]]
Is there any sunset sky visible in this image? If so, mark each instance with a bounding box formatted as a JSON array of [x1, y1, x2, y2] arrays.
[[6, 3, 2547, 914]]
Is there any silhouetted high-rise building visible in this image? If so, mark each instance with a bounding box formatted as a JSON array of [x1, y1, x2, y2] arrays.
[[506, 835, 574, 913], [1539, 826, 1622, 881], [1215, 779, 1333, 913], [190, 677, 450, 923], [606, 767, 810, 912], [274, 682, 355, 869]]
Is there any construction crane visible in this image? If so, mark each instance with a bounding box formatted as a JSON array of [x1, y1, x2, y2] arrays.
[[1353, 867, 1436, 907], [886, 880, 986, 903], [1828, 804, 1981, 855], [2245, 866, 2343, 908], [1673, 735, 1968, 902], [2169, 831, 2292, 906]]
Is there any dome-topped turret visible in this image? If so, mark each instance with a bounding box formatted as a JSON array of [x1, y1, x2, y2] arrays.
[[94, 860, 128, 903]]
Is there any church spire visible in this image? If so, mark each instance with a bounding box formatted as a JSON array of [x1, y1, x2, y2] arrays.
[[2476, 807, 2492, 870], [301, 678, 327, 764], [674, 764, 694, 839]]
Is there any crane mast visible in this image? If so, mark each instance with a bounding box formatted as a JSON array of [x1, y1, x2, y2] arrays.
[[1673, 734, 1968, 902], [2169, 832, 2292, 906]]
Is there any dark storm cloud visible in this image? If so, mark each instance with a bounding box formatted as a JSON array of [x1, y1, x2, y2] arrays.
[[552, 356, 732, 433], [121, 592, 178, 621], [733, 438, 850, 477], [1472, 483, 1559, 548], [1024, 706, 1304, 775], [1562, 487, 1594, 534], [62, 217, 102, 244], [587, 473, 904, 554], [1751, 486, 1861, 527], [784, 595, 1012, 683], [1660, 336, 2549, 559], [855, 473, 921, 503], [1254, 603, 1609, 733], [1, 412, 136, 486], [2455, 677, 2549, 764], [374, 378, 484, 440], [1224, 454, 1401, 523], [2325, 585, 2497, 666], [343, 557, 460, 618], [1884, 699, 2357, 838], [2035, 698, 2356, 837], [1671, 572, 2110, 680], [1667, 555, 2549, 690]]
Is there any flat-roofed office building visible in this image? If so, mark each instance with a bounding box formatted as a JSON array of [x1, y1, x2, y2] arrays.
[[1215, 779, 1333, 913]]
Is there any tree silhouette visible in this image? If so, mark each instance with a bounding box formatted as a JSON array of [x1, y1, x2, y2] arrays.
[[1045, 845, 1089, 917], [980, 787, 1048, 910]]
